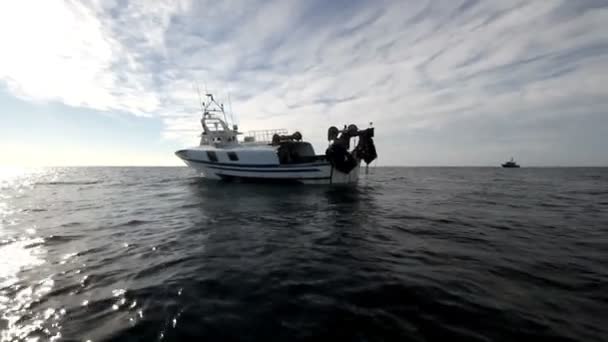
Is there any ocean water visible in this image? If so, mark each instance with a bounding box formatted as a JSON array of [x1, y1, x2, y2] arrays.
[[0, 166, 606, 342]]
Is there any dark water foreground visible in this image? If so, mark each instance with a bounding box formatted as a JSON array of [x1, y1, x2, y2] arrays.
[[0, 167, 606, 341]]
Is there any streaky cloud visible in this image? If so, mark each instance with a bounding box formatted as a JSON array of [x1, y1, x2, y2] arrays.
[[0, 0, 607, 165]]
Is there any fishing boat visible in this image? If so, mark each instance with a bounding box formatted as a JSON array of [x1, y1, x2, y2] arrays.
[[502, 157, 520, 168], [175, 93, 377, 184]]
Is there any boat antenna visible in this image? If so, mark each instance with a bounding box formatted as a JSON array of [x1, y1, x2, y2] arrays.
[[221, 102, 228, 123], [195, 82, 204, 116], [228, 92, 235, 126]]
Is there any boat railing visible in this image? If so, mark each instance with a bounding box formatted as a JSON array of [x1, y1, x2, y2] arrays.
[[244, 129, 288, 143]]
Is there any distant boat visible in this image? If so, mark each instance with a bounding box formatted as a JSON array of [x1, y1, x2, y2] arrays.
[[502, 157, 520, 168]]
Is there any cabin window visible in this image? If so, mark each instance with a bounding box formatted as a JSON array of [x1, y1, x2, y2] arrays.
[[227, 152, 239, 161], [206, 151, 218, 162]]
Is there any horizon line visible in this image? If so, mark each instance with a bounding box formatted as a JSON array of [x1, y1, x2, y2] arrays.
[[2, 165, 607, 168]]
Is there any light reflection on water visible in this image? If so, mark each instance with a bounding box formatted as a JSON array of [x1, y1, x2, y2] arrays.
[[0, 167, 61, 342]]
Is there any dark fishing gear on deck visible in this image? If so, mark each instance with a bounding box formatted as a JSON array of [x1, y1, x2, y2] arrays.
[[326, 124, 377, 173]]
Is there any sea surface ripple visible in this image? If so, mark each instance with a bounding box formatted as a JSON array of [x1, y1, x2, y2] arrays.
[[0, 167, 606, 341]]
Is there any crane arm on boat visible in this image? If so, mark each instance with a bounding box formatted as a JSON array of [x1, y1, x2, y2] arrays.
[[325, 124, 377, 173]]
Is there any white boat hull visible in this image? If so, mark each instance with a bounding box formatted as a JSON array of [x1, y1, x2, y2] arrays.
[[180, 158, 360, 184]]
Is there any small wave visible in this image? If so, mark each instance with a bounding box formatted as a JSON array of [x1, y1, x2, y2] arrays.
[[567, 190, 608, 196], [158, 177, 185, 184], [36, 180, 102, 186], [133, 256, 195, 280], [177, 203, 203, 209], [155, 191, 179, 198], [111, 219, 151, 228], [44, 234, 85, 245], [486, 222, 514, 230], [24, 239, 46, 249], [388, 214, 476, 228], [539, 202, 564, 208], [21, 208, 48, 213], [389, 176, 408, 181], [0, 239, 13, 247], [60, 221, 83, 228], [44, 283, 83, 298]]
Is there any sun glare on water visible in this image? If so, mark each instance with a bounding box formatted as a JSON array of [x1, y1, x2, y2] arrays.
[[0, 166, 63, 342], [0, 166, 29, 181]]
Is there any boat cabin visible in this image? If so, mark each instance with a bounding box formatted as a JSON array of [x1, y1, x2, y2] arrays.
[[187, 93, 324, 166], [200, 115, 239, 146], [198, 94, 240, 147]]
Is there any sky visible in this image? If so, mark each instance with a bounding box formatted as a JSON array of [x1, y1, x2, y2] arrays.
[[0, 0, 607, 166]]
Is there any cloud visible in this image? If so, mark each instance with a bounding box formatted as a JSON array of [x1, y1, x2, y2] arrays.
[[1, 0, 607, 164]]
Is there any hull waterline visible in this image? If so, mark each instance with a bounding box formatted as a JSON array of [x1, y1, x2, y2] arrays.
[[178, 155, 360, 185]]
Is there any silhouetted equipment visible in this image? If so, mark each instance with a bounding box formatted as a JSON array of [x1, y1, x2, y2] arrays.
[[327, 126, 339, 141], [325, 124, 377, 173], [272, 131, 303, 145]]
